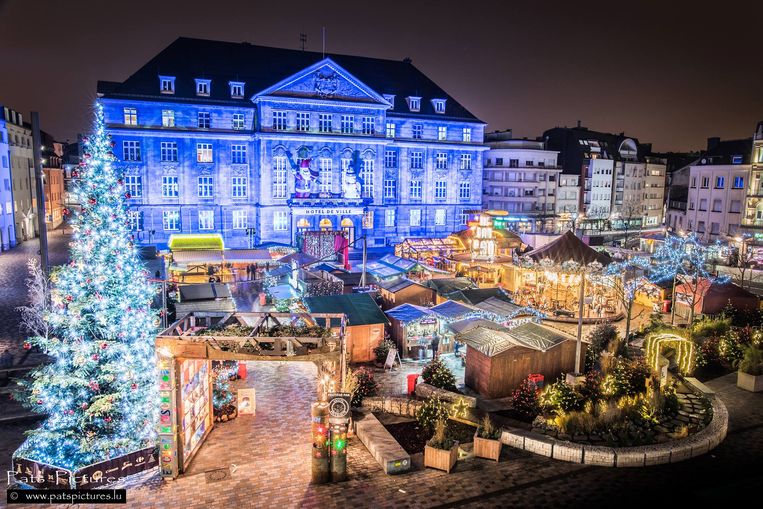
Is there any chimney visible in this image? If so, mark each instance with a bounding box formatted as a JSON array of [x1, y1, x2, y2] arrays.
[[576, 120, 581, 128], [707, 137, 721, 151], [403, 57, 412, 64]]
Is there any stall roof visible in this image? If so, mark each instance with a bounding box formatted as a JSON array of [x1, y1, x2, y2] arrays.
[[278, 251, 320, 266], [425, 277, 477, 295], [171, 249, 224, 264], [168, 233, 224, 251], [430, 300, 477, 320], [178, 283, 232, 302], [366, 261, 406, 279], [378, 254, 418, 272], [445, 287, 512, 306], [447, 317, 505, 335], [475, 297, 526, 318], [331, 271, 378, 286], [304, 293, 389, 326], [268, 284, 300, 301], [676, 279, 759, 315], [224, 249, 274, 263], [377, 277, 427, 293], [385, 303, 434, 324], [525, 230, 612, 266], [458, 323, 572, 357]]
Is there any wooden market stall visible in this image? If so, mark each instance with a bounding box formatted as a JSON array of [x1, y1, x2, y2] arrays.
[[377, 277, 437, 310], [424, 277, 478, 304], [459, 323, 580, 398], [385, 303, 439, 359], [429, 300, 483, 354], [674, 279, 759, 320]]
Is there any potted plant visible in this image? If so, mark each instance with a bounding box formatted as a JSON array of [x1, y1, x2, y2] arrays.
[[424, 420, 459, 473], [474, 415, 502, 461], [737, 345, 763, 392]]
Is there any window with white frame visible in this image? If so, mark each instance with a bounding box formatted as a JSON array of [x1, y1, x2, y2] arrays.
[[160, 141, 177, 162], [385, 208, 395, 227], [232, 210, 247, 229], [272, 111, 287, 130], [229, 81, 244, 98], [435, 208, 446, 225], [231, 176, 247, 198], [435, 180, 447, 200], [319, 113, 332, 133], [197, 143, 213, 163], [341, 115, 354, 134], [231, 144, 247, 164], [198, 176, 214, 198], [410, 151, 423, 169], [124, 175, 142, 197], [195, 79, 211, 96], [161, 176, 178, 198], [122, 141, 141, 161], [198, 111, 211, 129], [386, 122, 396, 138], [123, 107, 137, 126], [407, 97, 421, 112], [363, 211, 374, 229], [460, 153, 472, 170], [384, 179, 396, 199], [409, 209, 421, 227], [319, 158, 332, 193], [159, 76, 175, 94], [459, 181, 471, 200], [162, 210, 180, 230], [232, 113, 245, 130], [296, 112, 310, 131], [127, 210, 143, 231], [384, 150, 398, 168], [410, 180, 422, 199], [198, 210, 214, 230], [360, 159, 374, 197], [436, 152, 447, 169], [161, 110, 175, 127], [273, 156, 287, 198], [462, 127, 472, 142], [412, 124, 423, 139], [459, 210, 468, 225], [432, 99, 446, 113], [273, 211, 288, 231], [362, 116, 375, 135], [438, 126, 447, 141]]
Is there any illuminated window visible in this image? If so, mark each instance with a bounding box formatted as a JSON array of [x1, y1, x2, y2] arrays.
[[198, 210, 214, 230], [438, 126, 447, 140], [386, 122, 396, 138], [197, 143, 213, 163], [127, 210, 142, 231], [360, 159, 374, 197], [162, 210, 180, 230], [435, 208, 446, 225], [385, 208, 396, 227], [462, 128, 471, 142], [383, 179, 396, 199], [161, 176, 178, 198], [197, 176, 214, 198], [410, 180, 422, 199], [232, 210, 247, 229], [273, 211, 288, 231], [159, 76, 175, 94], [232, 113, 245, 130], [436, 152, 447, 169], [161, 110, 175, 127], [733, 176, 744, 189], [435, 180, 447, 200], [409, 209, 421, 227], [319, 158, 332, 193], [273, 156, 287, 198], [229, 81, 244, 98], [363, 211, 374, 228], [460, 153, 472, 170], [123, 107, 137, 126], [160, 142, 177, 162]]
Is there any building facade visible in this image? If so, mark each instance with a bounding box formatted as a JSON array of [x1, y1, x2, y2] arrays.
[[741, 122, 763, 251], [97, 38, 486, 248], [0, 112, 16, 250], [42, 134, 65, 229], [2, 106, 37, 243], [482, 131, 561, 233]]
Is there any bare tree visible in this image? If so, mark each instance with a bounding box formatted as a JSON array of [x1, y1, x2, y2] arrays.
[[612, 197, 644, 248], [16, 258, 51, 340]]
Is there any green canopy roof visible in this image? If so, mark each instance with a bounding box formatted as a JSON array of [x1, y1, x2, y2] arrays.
[[168, 233, 224, 251], [304, 293, 389, 327]]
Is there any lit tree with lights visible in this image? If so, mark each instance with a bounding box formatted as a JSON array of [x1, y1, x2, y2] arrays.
[[16, 103, 159, 470], [605, 256, 653, 342]]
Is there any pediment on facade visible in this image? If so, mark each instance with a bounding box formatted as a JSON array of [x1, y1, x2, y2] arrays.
[[252, 58, 390, 106]]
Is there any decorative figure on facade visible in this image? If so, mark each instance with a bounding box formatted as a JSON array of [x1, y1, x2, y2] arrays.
[[286, 148, 319, 198], [342, 150, 363, 200]]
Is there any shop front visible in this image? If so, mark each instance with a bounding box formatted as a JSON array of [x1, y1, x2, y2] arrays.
[[385, 303, 440, 359], [291, 205, 366, 248]]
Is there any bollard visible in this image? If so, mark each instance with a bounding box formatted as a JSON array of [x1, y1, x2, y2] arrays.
[[329, 420, 348, 482], [311, 402, 330, 484]]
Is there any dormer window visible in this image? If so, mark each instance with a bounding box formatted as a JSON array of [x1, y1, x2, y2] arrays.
[[229, 81, 245, 99], [383, 94, 395, 109], [195, 79, 211, 97], [406, 96, 421, 112], [159, 76, 175, 94], [432, 99, 446, 114]]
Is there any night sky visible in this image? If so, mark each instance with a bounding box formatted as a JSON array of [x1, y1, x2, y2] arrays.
[[1, 0, 761, 151]]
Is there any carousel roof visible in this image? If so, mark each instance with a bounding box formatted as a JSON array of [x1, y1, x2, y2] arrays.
[[385, 303, 434, 323], [525, 230, 612, 266], [457, 323, 572, 357], [430, 300, 477, 320]]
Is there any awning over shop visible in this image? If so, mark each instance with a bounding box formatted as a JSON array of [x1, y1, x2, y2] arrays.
[[430, 300, 477, 320], [171, 249, 224, 264], [385, 303, 434, 324], [168, 233, 224, 251], [224, 249, 274, 264]]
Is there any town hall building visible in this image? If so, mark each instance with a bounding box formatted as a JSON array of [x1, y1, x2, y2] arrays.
[[97, 37, 486, 248]]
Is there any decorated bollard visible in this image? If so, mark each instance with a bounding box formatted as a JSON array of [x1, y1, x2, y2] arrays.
[[311, 402, 330, 484], [328, 392, 351, 482]]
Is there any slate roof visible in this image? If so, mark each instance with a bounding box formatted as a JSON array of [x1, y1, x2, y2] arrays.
[[304, 293, 389, 327], [385, 303, 433, 324], [457, 323, 572, 357], [525, 231, 612, 266], [98, 37, 482, 122]]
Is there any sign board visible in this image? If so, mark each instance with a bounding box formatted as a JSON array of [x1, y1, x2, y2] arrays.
[[328, 392, 351, 420], [157, 356, 178, 479], [237, 388, 256, 415], [384, 348, 400, 370], [295, 207, 364, 216]]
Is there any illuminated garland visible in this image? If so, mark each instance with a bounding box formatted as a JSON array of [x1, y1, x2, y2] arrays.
[[644, 332, 695, 375]]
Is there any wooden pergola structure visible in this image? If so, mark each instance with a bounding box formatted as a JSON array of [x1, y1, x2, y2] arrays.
[[155, 311, 347, 479]]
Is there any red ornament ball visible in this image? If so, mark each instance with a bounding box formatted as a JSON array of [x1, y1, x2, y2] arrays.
[[91, 354, 99, 361], [104, 416, 112, 423], [100, 342, 108, 350], [37, 399, 43, 405], [81, 403, 89, 409], [23, 342, 32, 350], [125, 192, 131, 199], [130, 383, 137, 390], [67, 409, 74, 415], [88, 198, 97, 205], [66, 295, 73, 302]]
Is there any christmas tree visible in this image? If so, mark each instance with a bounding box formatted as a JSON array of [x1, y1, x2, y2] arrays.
[[16, 103, 159, 470]]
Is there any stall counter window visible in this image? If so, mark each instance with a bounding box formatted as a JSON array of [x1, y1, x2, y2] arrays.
[[179, 359, 212, 468]]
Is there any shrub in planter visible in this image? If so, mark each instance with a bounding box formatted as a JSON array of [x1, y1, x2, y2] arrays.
[[540, 377, 584, 414], [554, 410, 597, 436], [351, 367, 379, 407], [510, 376, 541, 419], [474, 415, 501, 461], [416, 395, 450, 431], [373, 339, 396, 364], [425, 420, 459, 473], [421, 358, 457, 391], [739, 345, 763, 375]]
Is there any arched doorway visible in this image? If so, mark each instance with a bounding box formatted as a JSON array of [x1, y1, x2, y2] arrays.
[[319, 218, 333, 231], [296, 218, 310, 234], [341, 218, 355, 245]]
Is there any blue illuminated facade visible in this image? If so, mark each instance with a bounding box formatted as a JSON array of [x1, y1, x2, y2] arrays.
[[98, 37, 486, 248]]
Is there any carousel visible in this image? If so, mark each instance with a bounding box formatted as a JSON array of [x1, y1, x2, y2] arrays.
[[505, 231, 623, 322]]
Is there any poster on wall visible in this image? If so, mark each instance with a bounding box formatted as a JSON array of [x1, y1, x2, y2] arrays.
[[237, 388, 256, 415]]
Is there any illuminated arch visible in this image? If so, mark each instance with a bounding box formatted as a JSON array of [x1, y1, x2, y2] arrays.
[[296, 218, 310, 228], [319, 218, 333, 229], [340, 218, 353, 227], [644, 332, 695, 375]]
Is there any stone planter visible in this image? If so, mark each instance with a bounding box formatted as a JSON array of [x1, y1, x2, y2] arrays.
[[473, 433, 501, 461], [424, 443, 459, 473], [737, 371, 763, 392]]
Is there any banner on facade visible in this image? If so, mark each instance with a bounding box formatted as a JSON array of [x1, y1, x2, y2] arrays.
[[294, 207, 364, 216]]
